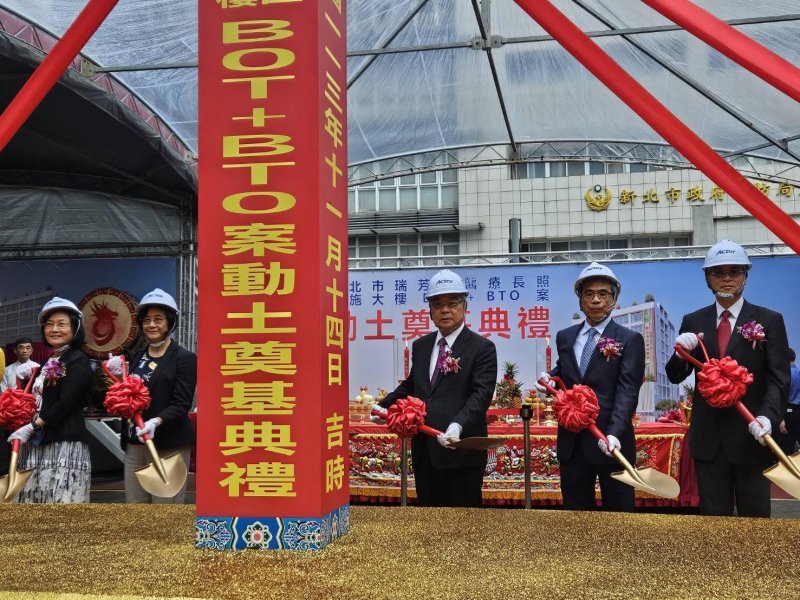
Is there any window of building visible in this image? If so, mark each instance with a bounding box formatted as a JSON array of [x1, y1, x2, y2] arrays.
[[549, 161, 567, 177], [567, 162, 586, 177], [589, 162, 605, 175]]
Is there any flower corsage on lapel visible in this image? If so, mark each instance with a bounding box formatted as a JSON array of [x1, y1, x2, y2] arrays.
[[42, 357, 66, 386], [437, 347, 461, 375], [737, 321, 766, 349], [596, 336, 623, 361]]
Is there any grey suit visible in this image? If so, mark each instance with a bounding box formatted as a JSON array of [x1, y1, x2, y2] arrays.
[[665, 300, 789, 516], [550, 318, 645, 510], [381, 327, 497, 506]]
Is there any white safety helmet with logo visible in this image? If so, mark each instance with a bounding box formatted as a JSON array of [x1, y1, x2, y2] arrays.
[[137, 288, 180, 334], [703, 240, 751, 299], [702, 239, 752, 270], [425, 269, 468, 301], [574, 262, 622, 299], [38, 296, 83, 328]]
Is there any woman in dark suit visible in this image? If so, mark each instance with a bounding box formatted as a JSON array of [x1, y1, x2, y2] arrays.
[[8, 297, 93, 503], [116, 288, 196, 503]]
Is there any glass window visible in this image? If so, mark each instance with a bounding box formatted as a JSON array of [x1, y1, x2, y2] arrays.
[[531, 162, 546, 178], [551, 241, 569, 251], [421, 245, 439, 256], [400, 244, 419, 257], [567, 162, 585, 177], [358, 240, 377, 258], [441, 169, 457, 183], [348, 190, 355, 214], [569, 240, 588, 250], [359, 189, 376, 212], [650, 237, 669, 247], [399, 188, 417, 210], [421, 233, 439, 244], [399, 174, 416, 186], [358, 181, 374, 189], [608, 238, 629, 249], [630, 163, 648, 173], [607, 162, 625, 174], [632, 238, 650, 248], [674, 236, 690, 246], [379, 189, 396, 212], [443, 242, 459, 255], [521, 242, 547, 253], [512, 163, 527, 179], [420, 171, 437, 185], [589, 162, 605, 175], [420, 187, 438, 209], [590, 239, 606, 250], [549, 162, 567, 177], [441, 185, 458, 208], [379, 237, 398, 257], [379, 177, 395, 187]]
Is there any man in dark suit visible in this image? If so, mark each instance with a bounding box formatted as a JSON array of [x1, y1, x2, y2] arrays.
[[537, 262, 645, 511], [666, 240, 789, 517], [376, 269, 497, 507]]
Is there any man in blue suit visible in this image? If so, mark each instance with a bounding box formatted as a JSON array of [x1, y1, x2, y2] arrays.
[[377, 269, 497, 507], [666, 240, 789, 517], [538, 263, 645, 511]]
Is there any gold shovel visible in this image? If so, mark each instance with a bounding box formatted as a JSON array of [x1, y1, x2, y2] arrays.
[[588, 424, 680, 498], [131, 414, 188, 498], [539, 377, 680, 499], [0, 439, 34, 502], [734, 402, 800, 500]]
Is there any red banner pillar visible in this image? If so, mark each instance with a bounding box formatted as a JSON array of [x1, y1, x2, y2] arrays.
[[196, 0, 349, 550], [514, 0, 800, 254], [641, 0, 800, 104], [0, 0, 119, 153]]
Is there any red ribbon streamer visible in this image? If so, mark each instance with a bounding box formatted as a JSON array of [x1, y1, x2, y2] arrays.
[[539, 376, 600, 433]]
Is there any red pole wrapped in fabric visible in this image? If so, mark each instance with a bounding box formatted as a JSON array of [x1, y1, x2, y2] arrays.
[[512, 0, 800, 254], [641, 0, 800, 104], [0, 0, 120, 153]]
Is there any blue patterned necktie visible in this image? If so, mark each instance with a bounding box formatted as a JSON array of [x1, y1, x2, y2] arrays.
[[579, 328, 598, 377], [430, 338, 448, 386]]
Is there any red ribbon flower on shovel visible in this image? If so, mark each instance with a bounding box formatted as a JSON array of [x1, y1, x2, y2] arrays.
[[385, 396, 428, 438]]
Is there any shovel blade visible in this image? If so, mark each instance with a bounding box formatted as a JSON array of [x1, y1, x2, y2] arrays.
[[449, 436, 504, 450], [764, 451, 800, 500], [611, 466, 681, 498], [134, 452, 188, 498], [3, 469, 33, 502]]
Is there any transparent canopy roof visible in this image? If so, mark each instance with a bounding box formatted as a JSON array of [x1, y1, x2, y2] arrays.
[[3, 0, 799, 178]]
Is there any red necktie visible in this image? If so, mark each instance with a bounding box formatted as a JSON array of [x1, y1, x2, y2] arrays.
[[717, 310, 732, 356]]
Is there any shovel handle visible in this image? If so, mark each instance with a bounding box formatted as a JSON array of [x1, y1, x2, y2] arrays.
[[370, 409, 443, 438], [133, 413, 152, 443], [733, 402, 800, 479], [132, 413, 169, 483], [587, 424, 652, 489]]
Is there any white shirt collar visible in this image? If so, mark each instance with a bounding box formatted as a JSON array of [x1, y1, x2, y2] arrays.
[[581, 315, 611, 337], [716, 297, 744, 320], [435, 323, 465, 348]]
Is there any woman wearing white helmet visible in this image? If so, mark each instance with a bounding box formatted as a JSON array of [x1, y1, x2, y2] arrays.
[[108, 288, 197, 503], [7, 297, 93, 503]]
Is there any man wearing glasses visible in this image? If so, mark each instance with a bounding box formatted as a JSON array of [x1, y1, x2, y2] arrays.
[[666, 240, 789, 517], [537, 262, 645, 511], [376, 269, 497, 507]]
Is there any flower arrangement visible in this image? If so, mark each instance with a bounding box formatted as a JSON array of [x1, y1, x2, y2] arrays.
[[596, 336, 623, 361], [437, 347, 461, 376], [737, 321, 766, 349], [41, 357, 66, 386]]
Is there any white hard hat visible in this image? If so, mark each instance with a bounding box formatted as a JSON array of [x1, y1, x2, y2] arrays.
[[574, 262, 622, 298], [425, 269, 468, 300], [137, 288, 180, 315], [703, 240, 751, 270], [38, 296, 82, 325]]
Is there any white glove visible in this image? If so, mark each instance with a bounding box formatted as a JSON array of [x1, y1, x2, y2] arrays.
[[135, 417, 162, 441], [104, 353, 125, 377], [369, 404, 386, 424], [675, 332, 700, 351], [598, 434, 621, 457], [15, 361, 38, 381], [534, 371, 551, 393], [747, 416, 772, 446], [437, 422, 462, 449], [8, 423, 35, 444]]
